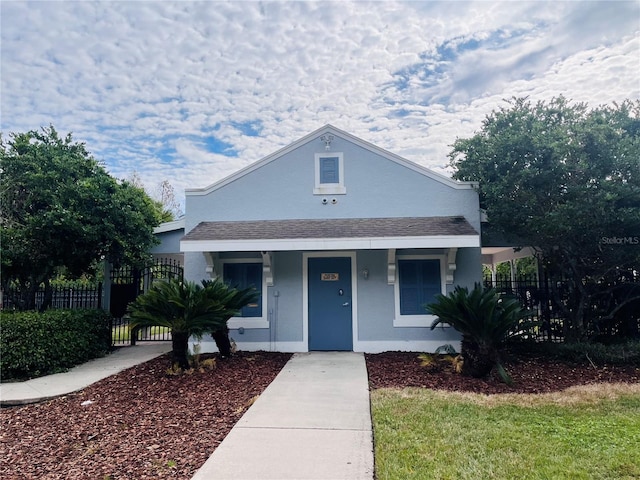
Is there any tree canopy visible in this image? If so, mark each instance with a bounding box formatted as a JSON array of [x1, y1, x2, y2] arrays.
[[0, 126, 162, 309], [450, 97, 640, 340]]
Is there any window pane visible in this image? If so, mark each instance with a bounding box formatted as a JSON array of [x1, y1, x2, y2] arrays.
[[223, 263, 262, 318], [223, 263, 242, 287], [400, 286, 421, 315], [320, 157, 339, 184], [398, 259, 441, 315]]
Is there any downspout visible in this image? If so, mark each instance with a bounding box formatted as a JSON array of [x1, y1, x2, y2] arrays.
[[272, 290, 279, 352]]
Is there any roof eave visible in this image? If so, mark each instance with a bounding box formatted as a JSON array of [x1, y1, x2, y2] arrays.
[[153, 218, 186, 234], [180, 234, 480, 252]]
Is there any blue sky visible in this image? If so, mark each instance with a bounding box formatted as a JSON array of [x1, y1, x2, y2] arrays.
[[2, 1, 638, 211]]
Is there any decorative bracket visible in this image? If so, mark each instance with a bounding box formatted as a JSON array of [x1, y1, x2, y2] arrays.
[[446, 248, 458, 284], [387, 248, 396, 285], [203, 252, 218, 279], [261, 251, 274, 286]]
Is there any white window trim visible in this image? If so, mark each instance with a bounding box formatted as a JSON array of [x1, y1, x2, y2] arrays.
[[393, 254, 446, 328], [314, 152, 346, 195], [221, 258, 269, 329]]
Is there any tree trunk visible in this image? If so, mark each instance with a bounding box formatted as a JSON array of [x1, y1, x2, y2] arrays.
[[22, 281, 38, 311], [212, 326, 232, 358], [39, 279, 53, 312], [561, 257, 592, 343], [171, 331, 191, 370], [460, 337, 495, 378]]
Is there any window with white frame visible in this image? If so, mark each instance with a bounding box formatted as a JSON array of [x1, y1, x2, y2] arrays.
[[314, 152, 346, 194], [393, 256, 445, 327], [222, 260, 268, 328]]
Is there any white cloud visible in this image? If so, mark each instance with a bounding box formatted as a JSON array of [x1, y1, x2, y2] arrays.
[[1, 1, 638, 210]]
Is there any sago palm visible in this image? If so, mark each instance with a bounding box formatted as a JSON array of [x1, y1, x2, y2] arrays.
[[202, 279, 259, 358], [428, 283, 531, 382], [128, 278, 255, 369]]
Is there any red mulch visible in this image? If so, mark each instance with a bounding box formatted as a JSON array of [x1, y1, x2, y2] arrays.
[[2, 349, 639, 479], [0, 351, 291, 480], [365, 351, 640, 394]]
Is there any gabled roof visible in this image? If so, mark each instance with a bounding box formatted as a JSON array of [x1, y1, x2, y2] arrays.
[[186, 124, 477, 196], [181, 216, 479, 252]]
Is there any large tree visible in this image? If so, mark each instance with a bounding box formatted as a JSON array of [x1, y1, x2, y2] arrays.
[[128, 172, 180, 222], [450, 97, 640, 341], [0, 126, 162, 310]]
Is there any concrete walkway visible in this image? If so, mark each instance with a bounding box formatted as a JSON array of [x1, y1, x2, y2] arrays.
[[191, 352, 375, 480], [0, 342, 172, 406]]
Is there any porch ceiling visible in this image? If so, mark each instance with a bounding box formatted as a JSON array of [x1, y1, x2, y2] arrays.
[[180, 216, 480, 252], [481, 246, 536, 266]]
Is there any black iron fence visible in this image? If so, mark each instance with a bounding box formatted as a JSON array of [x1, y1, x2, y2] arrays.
[[110, 317, 173, 346], [483, 275, 564, 342], [109, 258, 183, 346], [2, 283, 102, 311], [484, 273, 640, 342], [2, 258, 182, 347]]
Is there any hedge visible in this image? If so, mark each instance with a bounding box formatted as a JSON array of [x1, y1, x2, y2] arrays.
[[0, 309, 112, 381]]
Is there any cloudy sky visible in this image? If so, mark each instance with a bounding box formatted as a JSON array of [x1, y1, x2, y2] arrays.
[[2, 1, 638, 211]]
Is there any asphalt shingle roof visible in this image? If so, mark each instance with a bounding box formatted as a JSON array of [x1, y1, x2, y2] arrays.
[[182, 216, 478, 242]]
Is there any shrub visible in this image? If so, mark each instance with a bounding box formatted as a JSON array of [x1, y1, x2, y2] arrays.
[[509, 338, 640, 366], [0, 309, 112, 381]]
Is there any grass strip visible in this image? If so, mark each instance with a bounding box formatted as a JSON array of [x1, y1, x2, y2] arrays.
[[111, 325, 169, 342], [371, 384, 640, 480]]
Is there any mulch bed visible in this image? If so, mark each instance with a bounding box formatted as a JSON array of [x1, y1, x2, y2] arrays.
[[2, 349, 639, 479], [366, 351, 640, 394], [0, 351, 291, 480]]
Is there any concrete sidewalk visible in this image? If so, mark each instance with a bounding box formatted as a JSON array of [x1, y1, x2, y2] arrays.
[[0, 342, 172, 406], [191, 352, 375, 480]]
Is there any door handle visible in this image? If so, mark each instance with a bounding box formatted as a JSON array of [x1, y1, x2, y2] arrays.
[[342, 302, 350, 307]]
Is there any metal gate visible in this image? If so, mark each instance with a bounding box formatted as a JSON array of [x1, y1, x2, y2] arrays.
[[110, 257, 183, 345]]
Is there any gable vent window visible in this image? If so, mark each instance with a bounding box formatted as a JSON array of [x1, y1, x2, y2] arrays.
[[314, 152, 346, 195], [320, 156, 339, 183]]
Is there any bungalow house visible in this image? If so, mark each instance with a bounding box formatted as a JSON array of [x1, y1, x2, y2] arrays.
[[157, 125, 482, 353]]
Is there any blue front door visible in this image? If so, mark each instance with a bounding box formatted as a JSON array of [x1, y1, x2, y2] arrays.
[[308, 257, 353, 351]]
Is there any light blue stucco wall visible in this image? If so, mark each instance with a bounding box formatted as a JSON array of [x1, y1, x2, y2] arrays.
[[187, 251, 305, 350], [193, 247, 478, 353], [353, 248, 479, 348], [184, 133, 480, 233], [151, 229, 184, 255], [268, 251, 304, 342]]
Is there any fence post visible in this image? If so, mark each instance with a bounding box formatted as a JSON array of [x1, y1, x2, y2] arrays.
[[97, 282, 102, 309], [102, 262, 112, 314]]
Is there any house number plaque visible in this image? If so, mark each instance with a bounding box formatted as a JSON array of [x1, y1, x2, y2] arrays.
[[321, 273, 339, 281]]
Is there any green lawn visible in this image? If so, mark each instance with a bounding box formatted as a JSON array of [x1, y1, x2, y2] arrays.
[[371, 385, 640, 480], [111, 325, 169, 342]]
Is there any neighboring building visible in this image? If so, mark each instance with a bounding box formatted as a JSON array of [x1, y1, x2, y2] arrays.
[[151, 218, 185, 266], [157, 125, 482, 353], [480, 221, 538, 283]]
